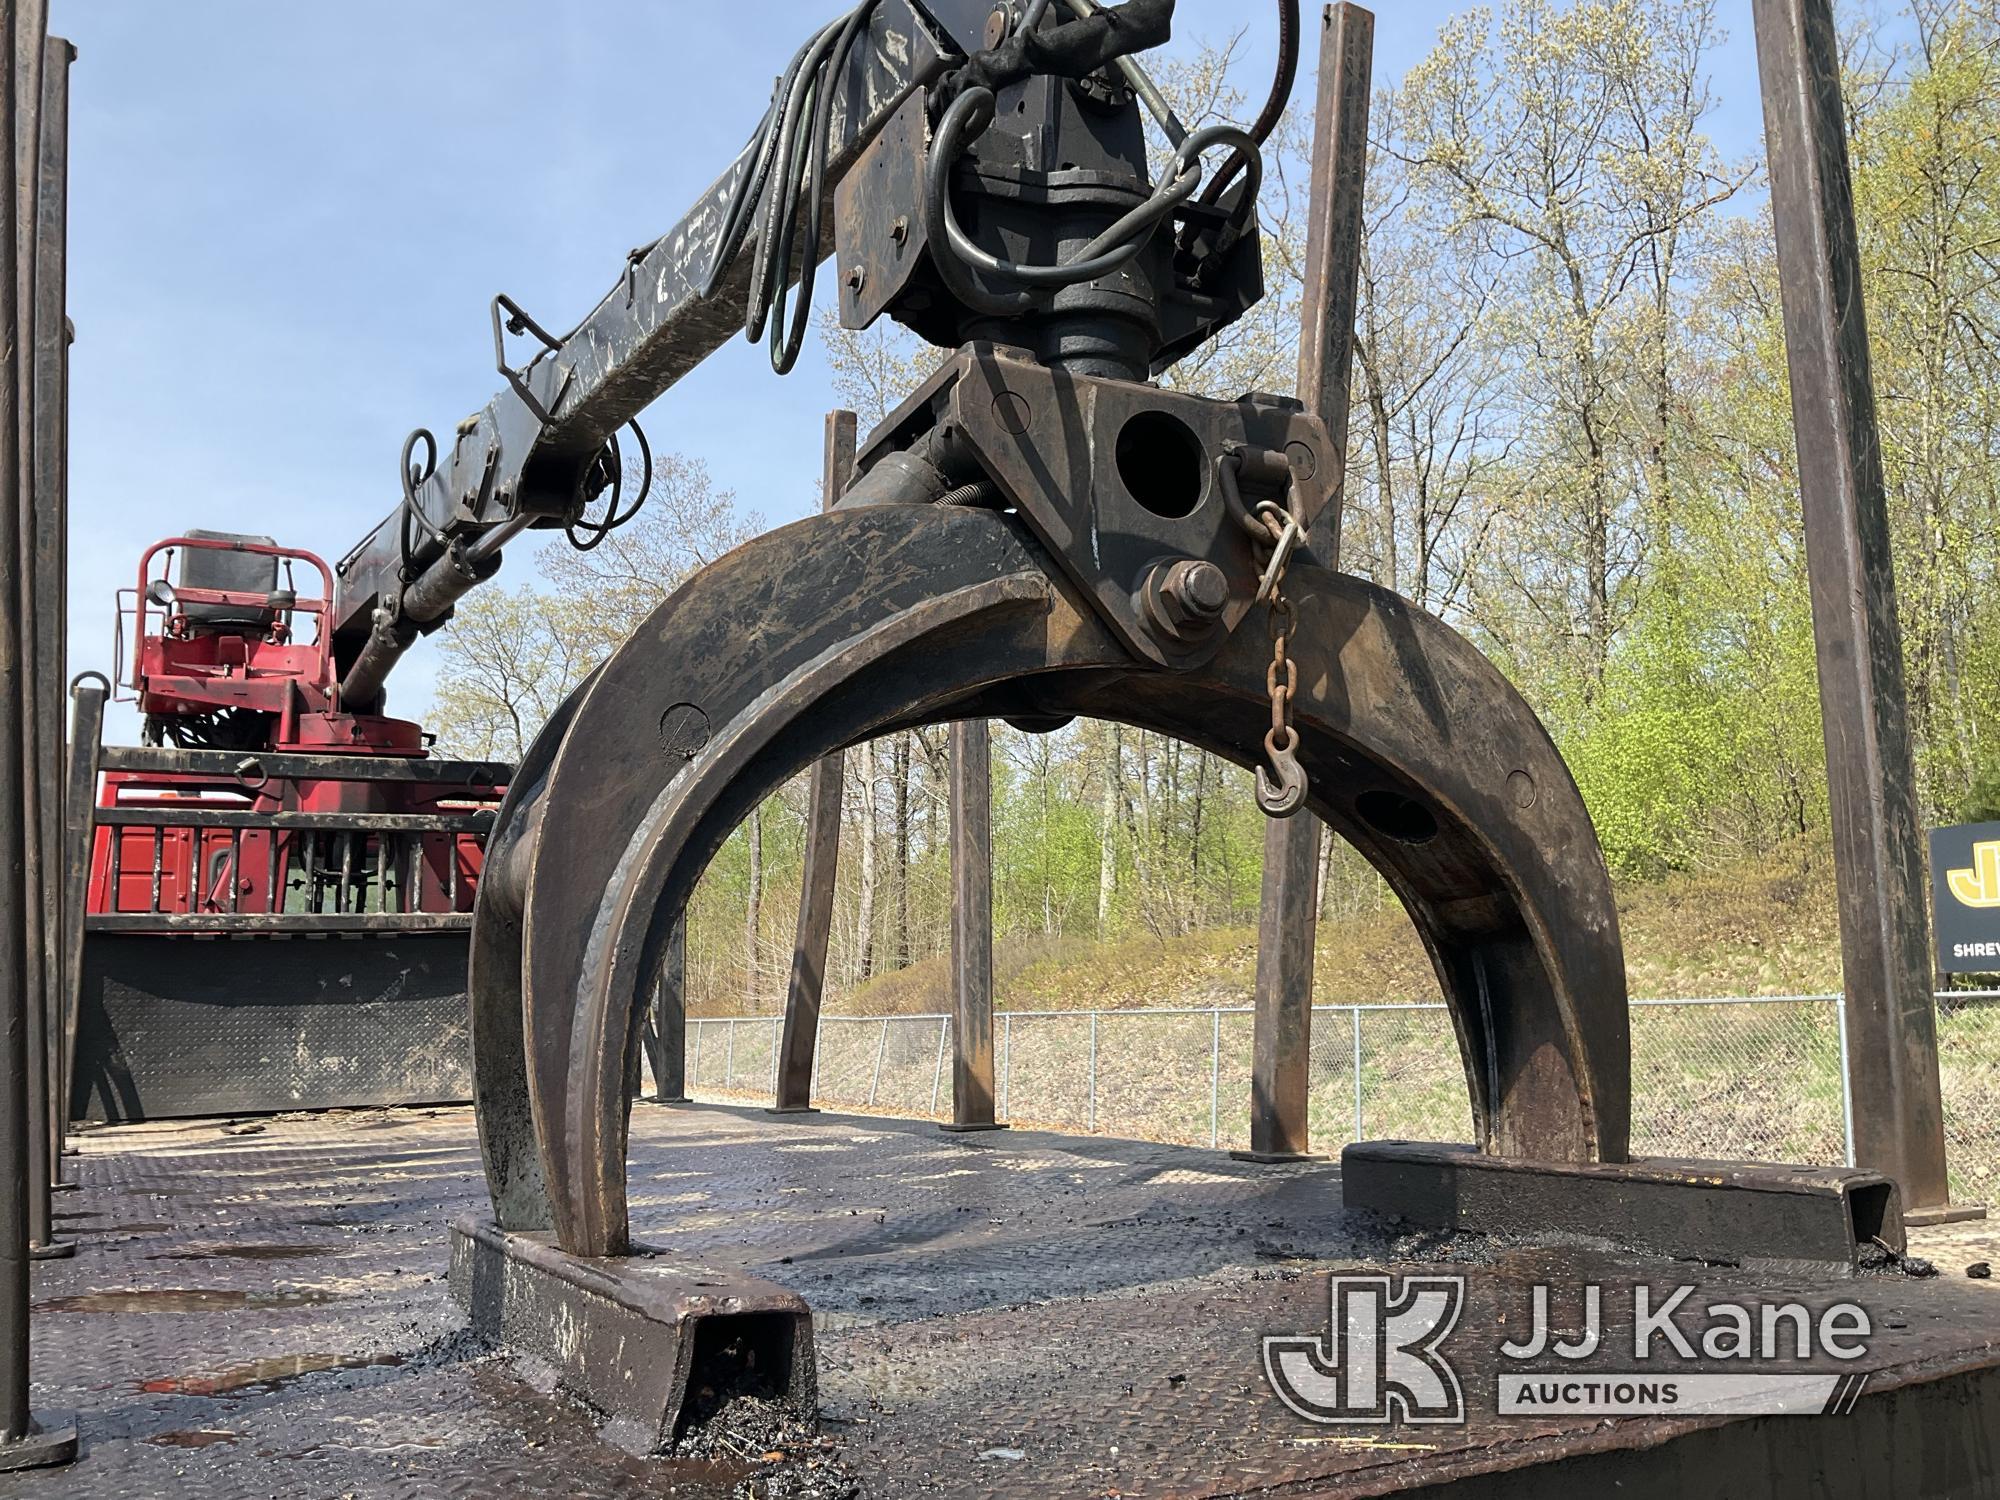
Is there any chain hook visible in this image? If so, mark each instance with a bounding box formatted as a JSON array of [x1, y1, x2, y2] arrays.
[[1256, 743, 1309, 817]]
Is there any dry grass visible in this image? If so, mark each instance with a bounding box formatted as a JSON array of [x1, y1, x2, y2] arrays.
[[809, 838, 1847, 1018], [692, 838, 2000, 1202]]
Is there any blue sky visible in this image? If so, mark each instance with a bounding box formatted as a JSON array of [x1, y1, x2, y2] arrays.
[[54, 1, 1771, 740]]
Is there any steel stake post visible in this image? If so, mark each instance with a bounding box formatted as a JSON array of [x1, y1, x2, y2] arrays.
[[773, 410, 857, 1114], [57, 673, 103, 1152], [941, 717, 1003, 1131], [647, 915, 689, 1103], [0, 0, 74, 1468], [1243, 3, 1372, 1164], [1752, 0, 1966, 1218], [28, 34, 63, 1189], [8, 4, 60, 1262]]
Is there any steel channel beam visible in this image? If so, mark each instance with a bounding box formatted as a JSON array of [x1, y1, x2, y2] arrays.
[[28, 37, 62, 1190], [772, 411, 858, 1114], [1244, 3, 1372, 1164], [942, 717, 1002, 1132], [1752, 0, 1953, 1211], [85, 912, 474, 936], [95, 808, 492, 833], [99, 745, 512, 786]]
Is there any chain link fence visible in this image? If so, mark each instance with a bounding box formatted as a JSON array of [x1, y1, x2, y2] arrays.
[[686, 992, 2000, 1204]]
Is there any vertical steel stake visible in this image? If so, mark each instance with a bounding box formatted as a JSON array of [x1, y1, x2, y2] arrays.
[[773, 410, 857, 1114], [941, 717, 1003, 1131], [1242, 2, 1373, 1164], [57, 674, 103, 1145], [0, 0, 75, 1468], [27, 35, 63, 1190], [9, 5, 59, 1264], [646, 915, 689, 1103], [1752, 0, 1963, 1218]]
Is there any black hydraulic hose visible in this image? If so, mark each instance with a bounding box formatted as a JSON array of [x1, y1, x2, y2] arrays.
[[934, 0, 1175, 116], [928, 85, 1258, 297], [566, 419, 655, 552], [767, 1, 876, 374], [700, 21, 828, 304], [397, 427, 438, 583], [746, 17, 847, 344], [1199, 0, 1299, 211]]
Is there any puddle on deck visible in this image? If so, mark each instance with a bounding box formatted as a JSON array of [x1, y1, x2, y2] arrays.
[[145, 1428, 242, 1449], [135, 1352, 407, 1398], [146, 1243, 338, 1263], [36, 1287, 340, 1314]]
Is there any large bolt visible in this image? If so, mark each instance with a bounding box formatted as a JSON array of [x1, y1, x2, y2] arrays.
[[1146, 558, 1230, 642]]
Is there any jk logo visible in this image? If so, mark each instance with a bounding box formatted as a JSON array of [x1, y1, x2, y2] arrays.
[[1948, 840, 2000, 908], [1263, 1275, 1466, 1424]]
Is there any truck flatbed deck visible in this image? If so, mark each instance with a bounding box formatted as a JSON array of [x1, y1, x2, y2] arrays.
[[12, 1103, 2000, 1498]]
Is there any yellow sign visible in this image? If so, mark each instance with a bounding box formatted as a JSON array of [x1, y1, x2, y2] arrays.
[[1947, 840, 2000, 908]]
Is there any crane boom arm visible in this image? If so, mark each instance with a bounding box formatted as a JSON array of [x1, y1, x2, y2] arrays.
[[332, 0, 995, 711]]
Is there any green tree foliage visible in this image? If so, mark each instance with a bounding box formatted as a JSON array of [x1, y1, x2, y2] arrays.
[[426, 0, 2000, 1008]]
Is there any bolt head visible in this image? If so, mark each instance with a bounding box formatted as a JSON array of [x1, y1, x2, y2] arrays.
[[1166, 560, 1230, 619], [1149, 558, 1230, 641]]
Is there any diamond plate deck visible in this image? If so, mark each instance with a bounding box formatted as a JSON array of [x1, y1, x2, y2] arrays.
[[9, 1103, 2000, 1497]]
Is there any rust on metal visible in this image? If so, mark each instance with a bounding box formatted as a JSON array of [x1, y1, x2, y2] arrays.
[[1751, 0, 1954, 1213], [772, 410, 860, 1116]]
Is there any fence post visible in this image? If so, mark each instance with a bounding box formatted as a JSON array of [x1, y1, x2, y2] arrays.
[[1087, 1011, 1098, 1134], [930, 1017, 948, 1116], [690, 1020, 704, 1093], [1351, 1007, 1364, 1144], [770, 1017, 780, 1096], [868, 1017, 888, 1107], [1210, 1009, 1222, 1150], [724, 1020, 737, 1091], [1001, 1012, 1012, 1122], [1837, 996, 1855, 1168], [811, 1012, 824, 1102]]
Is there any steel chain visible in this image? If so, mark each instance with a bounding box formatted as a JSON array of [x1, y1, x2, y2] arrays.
[[1220, 448, 1309, 818]]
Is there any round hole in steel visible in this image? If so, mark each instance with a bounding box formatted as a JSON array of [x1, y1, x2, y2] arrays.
[[1116, 410, 1206, 519], [1355, 789, 1439, 846]]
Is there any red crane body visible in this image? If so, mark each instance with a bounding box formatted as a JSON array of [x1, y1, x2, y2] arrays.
[[88, 530, 498, 929]]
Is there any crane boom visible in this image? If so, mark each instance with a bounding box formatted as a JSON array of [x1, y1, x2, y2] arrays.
[[332, 0, 995, 712]]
